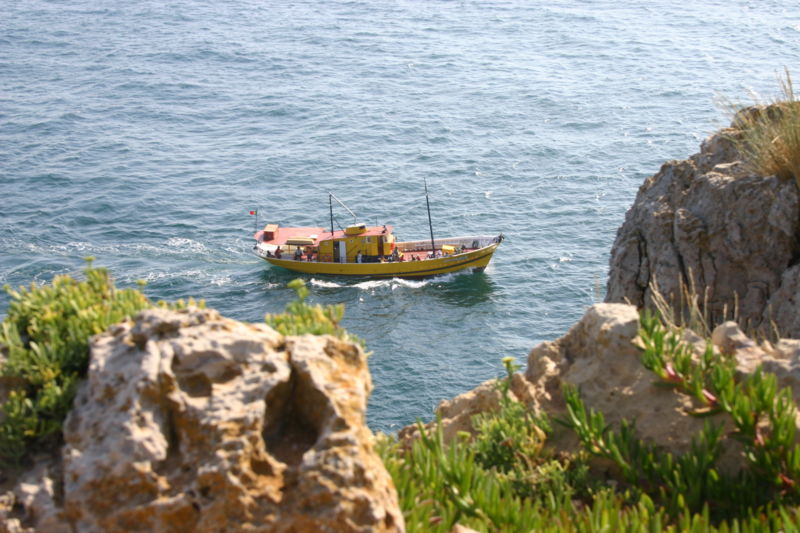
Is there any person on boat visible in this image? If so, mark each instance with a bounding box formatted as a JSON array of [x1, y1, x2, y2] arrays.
[[275, 247, 282, 259], [356, 252, 362, 263], [391, 248, 399, 261], [294, 247, 303, 260]]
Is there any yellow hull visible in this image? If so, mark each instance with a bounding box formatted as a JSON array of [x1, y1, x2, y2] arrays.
[[262, 243, 499, 278]]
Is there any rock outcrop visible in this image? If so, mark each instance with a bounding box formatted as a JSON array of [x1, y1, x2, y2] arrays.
[[418, 303, 800, 473], [2, 307, 403, 533], [605, 110, 800, 336]]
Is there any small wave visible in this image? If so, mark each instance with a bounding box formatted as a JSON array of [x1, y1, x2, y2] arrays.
[[354, 278, 431, 291], [165, 237, 209, 254], [14, 238, 238, 264], [133, 269, 232, 287], [390, 278, 431, 289], [353, 273, 461, 291], [353, 279, 394, 290]]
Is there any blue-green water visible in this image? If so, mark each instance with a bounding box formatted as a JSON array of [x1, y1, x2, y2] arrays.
[[2, 1, 798, 431]]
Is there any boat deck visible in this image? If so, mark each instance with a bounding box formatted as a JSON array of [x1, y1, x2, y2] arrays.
[[271, 248, 476, 263]]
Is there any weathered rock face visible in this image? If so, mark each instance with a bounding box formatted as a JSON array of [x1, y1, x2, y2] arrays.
[[524, 304, 800, 465], [522, 303, 714, 457], [605, 113, 800, 336], [3, 307, 403, 533], [419, 303, 800, 473]]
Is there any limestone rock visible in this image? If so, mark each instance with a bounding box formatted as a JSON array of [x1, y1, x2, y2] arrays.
[[522, 303, 709, 456], [397, 362, 543, 447], [605, 110, 800, 337], [405, 303, 800, 476], [712, 321, 800, 406], [7, 306, 402, 533], [518, 303, 800, 470], [398, 378, 504, 444], [8, 458, 65, 533]]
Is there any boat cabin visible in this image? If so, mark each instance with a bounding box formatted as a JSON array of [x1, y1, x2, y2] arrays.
[[255, 223, 396, 263]]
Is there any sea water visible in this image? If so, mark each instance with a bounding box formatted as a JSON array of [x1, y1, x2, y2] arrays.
[[2, 0, 798, 431]]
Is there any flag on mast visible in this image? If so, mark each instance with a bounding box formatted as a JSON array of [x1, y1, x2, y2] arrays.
[[249, 210, 256, 215]]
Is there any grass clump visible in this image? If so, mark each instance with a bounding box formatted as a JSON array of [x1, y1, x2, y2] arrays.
[[0, 259, 150, 467], [378, 358, 594, 532], [730, 69, 800, 184], [264, 278, 364, 347]]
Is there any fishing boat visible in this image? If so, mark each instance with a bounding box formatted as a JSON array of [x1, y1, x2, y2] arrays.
[[252, 189, 502, 278]]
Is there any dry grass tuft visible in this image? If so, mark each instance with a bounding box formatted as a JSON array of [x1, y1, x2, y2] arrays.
[[728, 69, 800, 184]]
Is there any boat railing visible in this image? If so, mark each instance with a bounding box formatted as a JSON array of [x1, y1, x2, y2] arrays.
[[255, 242, 310, 261], [396, 235, 498, 253], [256, 235, 500, 261]]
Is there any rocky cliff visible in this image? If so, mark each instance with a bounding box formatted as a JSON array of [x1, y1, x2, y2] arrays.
[[605, 107, 800, 336], [1, 307, 403, 533]]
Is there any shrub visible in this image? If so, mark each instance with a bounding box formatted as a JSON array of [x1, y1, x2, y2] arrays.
[[0, 259, 150, 467], [264, 278, 364, 347]]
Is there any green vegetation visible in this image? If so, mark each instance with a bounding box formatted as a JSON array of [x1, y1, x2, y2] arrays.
[[0, 259, 150, 467], [730, 69, 800, 184], [264, 278, 364, 347], [379, 314, 800, 531]]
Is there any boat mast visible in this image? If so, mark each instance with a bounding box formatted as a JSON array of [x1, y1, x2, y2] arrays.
[[328, 193, 358, 233], [425, 179, 435, 255]]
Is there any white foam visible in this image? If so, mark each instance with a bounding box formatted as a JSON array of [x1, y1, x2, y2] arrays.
[[353, 279, 393, 290], [135, 269, 230, 286], [165, 237, 209, 254], [309, 278, 343, 288], [353, 273, 462, 291]]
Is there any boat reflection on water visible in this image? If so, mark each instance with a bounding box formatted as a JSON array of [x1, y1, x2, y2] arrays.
[[428, 270, 497, 307]]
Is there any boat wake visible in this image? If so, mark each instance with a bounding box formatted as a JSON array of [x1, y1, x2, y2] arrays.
[[308, 272, 464, 291], [354, 278, 430, 290], [309, 279, 343, 288], [128, 269, 234, 287]]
